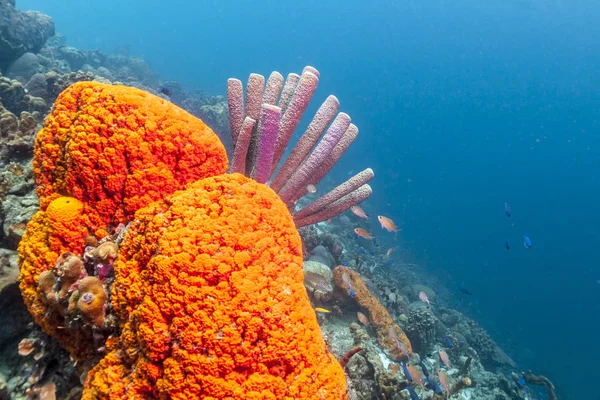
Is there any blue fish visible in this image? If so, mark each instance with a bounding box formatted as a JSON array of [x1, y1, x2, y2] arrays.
[[505, 202, 511, 217], [401, 362, 413, 382], [505, 239, 510, 250], [425, 377, 444, 394], [442, 335, 453, 348], [358, 247, 367, 255], [523, 236, 532, 248], [406, 385, 420, 400], [349, 286, 356, 297], [419, 359, 430, 378]]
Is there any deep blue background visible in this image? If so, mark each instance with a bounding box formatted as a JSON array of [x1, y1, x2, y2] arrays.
[[19, 0, 600, 398]]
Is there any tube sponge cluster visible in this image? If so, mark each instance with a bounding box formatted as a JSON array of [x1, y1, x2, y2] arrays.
[[227, 66, 373, 227], [33, 81, 228, 227], [84, 174, 347, 399]]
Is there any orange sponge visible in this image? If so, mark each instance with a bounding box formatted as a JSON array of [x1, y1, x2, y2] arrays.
[[18, 197, 93, 359], [83, 174, 347, 399], [333, 265, 412, 360], [33, 81, 228, 227]]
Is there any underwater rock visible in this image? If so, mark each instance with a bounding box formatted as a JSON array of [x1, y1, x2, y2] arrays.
[[0, 1, 55, 71], [0, 75, 25, 113], [304, 260, 335, 302], [458, 317, 516, 372], [6, 52, 40, 81], [25, 73, 48, 99], [95, 66, 113, 81], [310, 244, 336, 267], [105, 54, 158, 86], [0, 281, 30, 349], [1, 191, 38, 249], [0, 105, 42, 160], [406, 307, 438, 353], [0, 247, 18, 292], [58, 46, 86, 70]]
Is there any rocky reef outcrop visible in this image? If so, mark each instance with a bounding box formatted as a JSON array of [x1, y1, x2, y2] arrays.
[[0, 0, 55, 71]]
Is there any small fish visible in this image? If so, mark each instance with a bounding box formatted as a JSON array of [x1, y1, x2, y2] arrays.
[[358, 247, 367, 255], [306, 184, 317, 193], [439, 349, 451, 368], [523, 236, 532, 248], [401, 362, 413, 382], [425, 377, 444, 394], [303, 271, 333, 292], [350, 206, 369, 220], [377, 215, 399, 233], [386, 247, 396, 257], [442, 335, 454, 348], [438, 369, 450, 397], [357, 312, 370, 327], [389, 326, 410, 359], [354, 228, 374, 239], [407, 364, 425, 389], [158, 86, 172, 98], [406, 385, 420, 400], [505, 202, 511, 217], [419, 359, 430, 378], [314, 307, 330, 313], [459, 288, 472, 296], [418, 291, 432, 307], [505, 239, 511, 250], [342, 272, 356, 297]]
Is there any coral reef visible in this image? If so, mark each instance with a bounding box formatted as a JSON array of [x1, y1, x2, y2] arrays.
[[0, 5, 545, 398]]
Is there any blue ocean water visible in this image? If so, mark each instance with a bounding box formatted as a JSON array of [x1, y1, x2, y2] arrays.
[[20, 0, 600, 398]]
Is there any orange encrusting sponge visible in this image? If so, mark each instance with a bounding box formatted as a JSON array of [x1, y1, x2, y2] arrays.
[[333, 265, 412, 360], [33, 81, 228, 227], [82, 174, 347, 399]]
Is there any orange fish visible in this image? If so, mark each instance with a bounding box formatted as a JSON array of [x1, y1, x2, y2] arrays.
[[378, 215, 399, 233], [354, 228, 374, 239], [438, 369, 450, 397], [350, 206, 369, 220], [386, 247, 396, 257], [357, 312, 370, 326], [406, 364, 424, 389], [439, 349, 451, 368]]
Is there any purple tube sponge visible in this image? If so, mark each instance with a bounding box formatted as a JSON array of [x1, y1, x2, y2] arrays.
[[252, 104, 281, 184], [245, 73, 265, 121], [278, 73, 300, 114], [288, 123, 359, 205], [230, 117, 256, 174], [293, 168, 374, 221], [294, 184, 373, 228], [272, 70, 319, 170], [269, 95, 340, 192], [262, 71, 284, 105], [277, 112, 351, 205], [227, 78, 244, 146]]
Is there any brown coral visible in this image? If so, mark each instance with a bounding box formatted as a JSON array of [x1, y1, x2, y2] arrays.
[[69, 277, 107, 328], [333, 266, 412, 360]]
